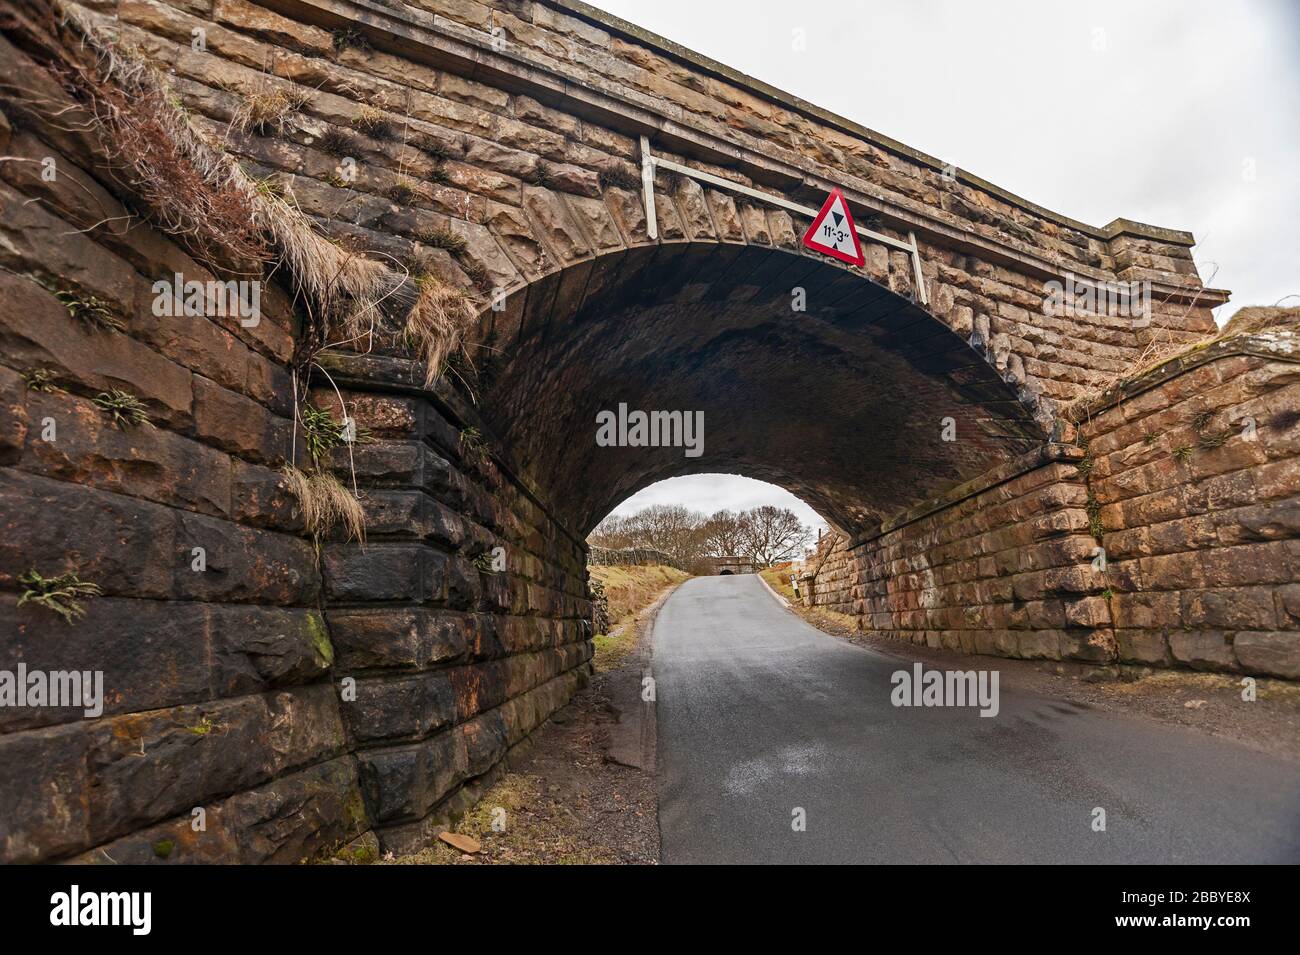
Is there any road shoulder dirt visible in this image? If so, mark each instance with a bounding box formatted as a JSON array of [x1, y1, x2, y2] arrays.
[[385, 579, 680, 864]]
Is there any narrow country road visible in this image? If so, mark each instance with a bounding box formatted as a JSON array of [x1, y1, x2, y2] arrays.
[[653, 575, 1300, 864]]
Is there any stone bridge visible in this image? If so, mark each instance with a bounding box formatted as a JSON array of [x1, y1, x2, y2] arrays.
[[0, 0, 1296, 863]]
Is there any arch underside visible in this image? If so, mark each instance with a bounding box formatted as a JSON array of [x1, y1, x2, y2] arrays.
[[472, 242, 1046, 537]]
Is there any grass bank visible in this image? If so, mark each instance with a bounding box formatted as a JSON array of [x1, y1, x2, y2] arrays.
[[591, 564, 690, 671]]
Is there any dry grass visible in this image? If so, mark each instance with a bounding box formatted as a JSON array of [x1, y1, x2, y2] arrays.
[[16, 3, 477, 386], [380, 773, 622, 866], [1066, 306, 1300, 422], [760, 564, 862, 635], [42, 7, 272, 271], [1221, 306, 1300, 336], [1101, 668, 1300, 706], [281, 464, 365, 543], [1116, 333, 1197, 382], [416, 226, 468, 255], [590, 564, 689, 626], [353, 106, 396, 141], [406, 275, 478, 385], [588, 564, 688, 670], [386, 177, 425, 203], [229, 84, 310, 137], [317, 126, 361, 158], [404, 247, 441, 280], [459, 256, 490, 290]]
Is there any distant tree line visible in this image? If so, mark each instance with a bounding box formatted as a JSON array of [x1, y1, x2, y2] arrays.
[[588, 504, 813, 571]]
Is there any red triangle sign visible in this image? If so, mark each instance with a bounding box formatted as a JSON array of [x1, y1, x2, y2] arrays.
[[802, 187, 865, 266]]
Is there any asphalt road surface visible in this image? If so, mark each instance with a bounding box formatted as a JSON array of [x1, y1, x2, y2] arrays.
[[653, 574, 1300, 864]]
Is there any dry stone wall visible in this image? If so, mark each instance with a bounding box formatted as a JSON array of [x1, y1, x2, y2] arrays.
[[588, 546, 682, 569]]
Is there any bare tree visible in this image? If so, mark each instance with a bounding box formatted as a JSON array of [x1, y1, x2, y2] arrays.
[[622, 504, 707, 563], [589, 503, 810, 569], [700, 508, 749, 556], [739, 505, 810, 567], [588, 513, 635, 550]]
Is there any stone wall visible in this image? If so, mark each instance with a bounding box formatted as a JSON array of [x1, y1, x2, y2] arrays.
[[1085, 335, 1300, 677], [310, 352, 592, 855], [808, 334, 1300, 679], [807, 445, 1107, 664], [0, 23, 590, 861], [94, 0, 1223, 430], [0, 0, 1276, 867], [588, 546, 682, 569]]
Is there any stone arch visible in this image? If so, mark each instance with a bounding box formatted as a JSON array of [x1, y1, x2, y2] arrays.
[[462, 237, 1048, 539], [0, 0, 1265, 868]]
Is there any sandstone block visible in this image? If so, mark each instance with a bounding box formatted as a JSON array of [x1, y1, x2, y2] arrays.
[[1233, 631, 1300, 679]]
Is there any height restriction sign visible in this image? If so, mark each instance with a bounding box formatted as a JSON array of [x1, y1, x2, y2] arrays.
[[802, 187, 865, 266]]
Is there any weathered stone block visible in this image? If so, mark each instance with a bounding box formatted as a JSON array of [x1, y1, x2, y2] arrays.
[[0, 270, 192, 428], [1116, 629, 1171, 665], [192, 374, 293, 465], [11, 386, 233, 519], [0, 721, 91, 863], [0, 469, 318, 605], [69, 755, 367, 864], [327, 607, 471, 671], [356, 730, 467, 824], [1233, 631, 1300, 679], [1169, 631, 1238, 671], [344, 671, 457, 744], [461, 709, 509, 778], [0, 596, 330, 732], [323, 543, 446, 602]]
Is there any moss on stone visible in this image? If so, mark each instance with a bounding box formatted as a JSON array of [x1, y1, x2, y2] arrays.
[[336, 840, 378, 865], [343, 789, 369, 832], [305, 613, 335, 666]]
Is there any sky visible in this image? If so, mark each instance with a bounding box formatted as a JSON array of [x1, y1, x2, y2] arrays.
[[609, 473, 832, 537], [596, 0, 1300, 533]]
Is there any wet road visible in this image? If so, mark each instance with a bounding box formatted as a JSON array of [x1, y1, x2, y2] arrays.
[[654, 574, 1300, 864]]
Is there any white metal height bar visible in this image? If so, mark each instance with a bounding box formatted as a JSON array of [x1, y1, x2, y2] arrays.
[[638, 137, 928, 306]]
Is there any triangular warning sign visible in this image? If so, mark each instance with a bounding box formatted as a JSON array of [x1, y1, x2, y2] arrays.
[[802, 187, 865, 266]]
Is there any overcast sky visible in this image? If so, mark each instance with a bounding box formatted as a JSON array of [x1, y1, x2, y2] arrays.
[[598, 0, 1299, 533]]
